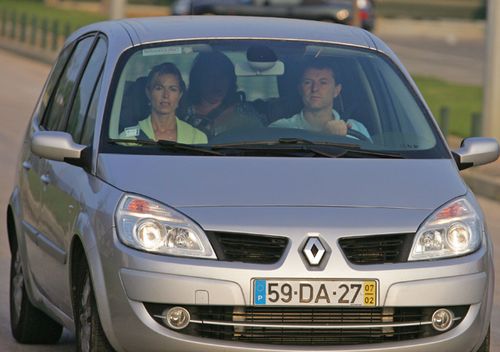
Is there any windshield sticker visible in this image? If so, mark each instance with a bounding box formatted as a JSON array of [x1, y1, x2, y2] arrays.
[[143, 47, 183, 56], [123, 127, 140, 137]]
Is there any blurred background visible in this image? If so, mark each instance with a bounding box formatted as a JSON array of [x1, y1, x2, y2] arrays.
[[0, 0, 490, 140], [2, 1, 500, 351]]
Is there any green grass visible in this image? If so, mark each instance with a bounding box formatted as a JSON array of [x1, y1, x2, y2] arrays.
[[413, 76, 483, 138], [0, 0, 106, 32]]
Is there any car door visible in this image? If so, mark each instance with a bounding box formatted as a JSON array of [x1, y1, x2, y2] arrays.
[[29, 34, 106, 314], [20, 43, 74, 285]]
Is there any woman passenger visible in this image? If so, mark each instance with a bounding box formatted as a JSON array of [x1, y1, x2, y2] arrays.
[[121, 62, 207, 144]]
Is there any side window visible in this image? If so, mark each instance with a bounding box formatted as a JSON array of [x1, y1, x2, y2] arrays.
[[66, 38, 107, 143], [42, 35, 95, 131], [80, 73, 103, 146], [37, 44, 74, 121]]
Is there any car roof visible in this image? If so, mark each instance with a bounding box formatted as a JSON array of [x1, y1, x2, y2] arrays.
[[73, 16, 379, 50], [68, 16, 403, 65]]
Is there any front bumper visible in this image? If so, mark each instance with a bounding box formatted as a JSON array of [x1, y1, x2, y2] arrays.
[[92, 230, 493, 352]]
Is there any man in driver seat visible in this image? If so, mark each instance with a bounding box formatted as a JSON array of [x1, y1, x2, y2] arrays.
[[270, 58, 371, 141]]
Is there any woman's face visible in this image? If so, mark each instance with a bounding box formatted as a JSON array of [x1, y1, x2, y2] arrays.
[[146, 73, 183, 117]]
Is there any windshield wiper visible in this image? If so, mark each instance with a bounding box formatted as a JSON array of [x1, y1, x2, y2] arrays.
[[210, 138, 347, 158], [276, 138, 403, 158], [277, 137, 360, 149], [211, 138, 405, 158], [108, 138, 224, 156], [337, 149, 405, 159], [212, 138, 359, 149], [108, 138, 404, 159], [156, 139, 225, 155]]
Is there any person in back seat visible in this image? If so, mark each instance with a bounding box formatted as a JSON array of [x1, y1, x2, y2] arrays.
[[179, 51, 263, 136], [270, 58, 371, 141], [120, 62, 207, 144]]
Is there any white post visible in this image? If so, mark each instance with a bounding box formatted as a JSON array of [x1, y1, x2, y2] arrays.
[[108, 0, 126, 20], [482, 0, 500, 139]]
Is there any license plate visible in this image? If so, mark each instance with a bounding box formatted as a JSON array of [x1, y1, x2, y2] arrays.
[[253, 279, 377, 306]]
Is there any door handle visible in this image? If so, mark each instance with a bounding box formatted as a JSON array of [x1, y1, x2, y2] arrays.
[[22, 161, 32, 171], [40, 174, 50, 185]]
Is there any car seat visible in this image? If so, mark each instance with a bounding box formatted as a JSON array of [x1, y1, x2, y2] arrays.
[[254, 57, 303, 124], [118, 76, 149, 133]]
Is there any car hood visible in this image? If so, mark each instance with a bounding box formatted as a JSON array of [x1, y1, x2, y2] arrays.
[[97, 155, 466, 210]]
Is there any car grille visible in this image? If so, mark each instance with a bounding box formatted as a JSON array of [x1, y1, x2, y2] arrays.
[[207, 232, 288, 264], [146, 305, 468, 346], [207, 231, 412, 265], [338, 233, 415, 264]]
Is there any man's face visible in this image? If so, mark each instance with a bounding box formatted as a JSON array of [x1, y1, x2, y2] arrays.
[[300, 67, 342, 112]]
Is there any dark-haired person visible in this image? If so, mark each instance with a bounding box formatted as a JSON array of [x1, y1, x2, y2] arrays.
[[270, 59, 371, 141], [121, 62, 207, 144], [180, 51, 263, 136]]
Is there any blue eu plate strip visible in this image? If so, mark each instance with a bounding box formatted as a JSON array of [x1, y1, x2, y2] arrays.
[[254, 280, 267, 305]]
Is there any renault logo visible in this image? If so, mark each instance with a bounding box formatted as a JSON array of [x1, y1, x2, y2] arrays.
[[302, 237, 326, 266]]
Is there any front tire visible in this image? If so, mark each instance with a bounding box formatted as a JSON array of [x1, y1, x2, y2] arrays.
[[74, 258, 113, 352], [9, 241, 63, 344]]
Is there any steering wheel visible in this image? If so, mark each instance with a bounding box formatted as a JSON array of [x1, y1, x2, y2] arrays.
[[346, 128, 371, 142]]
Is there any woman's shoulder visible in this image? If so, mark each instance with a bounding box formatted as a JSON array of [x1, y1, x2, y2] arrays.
[[177, 117, 208, 142], [177, 117, 201, 131]]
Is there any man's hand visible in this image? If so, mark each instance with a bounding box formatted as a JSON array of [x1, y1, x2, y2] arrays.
[[324, 119, 352, 136]]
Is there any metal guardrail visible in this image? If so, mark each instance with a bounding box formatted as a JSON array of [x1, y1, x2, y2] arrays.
[[0, 8, 71, 53]]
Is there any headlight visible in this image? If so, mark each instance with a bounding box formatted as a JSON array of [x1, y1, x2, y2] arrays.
[[115, 195, 216, 259], [409, 198, 483, 261]]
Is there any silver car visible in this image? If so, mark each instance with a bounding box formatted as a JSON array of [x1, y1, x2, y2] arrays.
[[7, 16, 499, 352]]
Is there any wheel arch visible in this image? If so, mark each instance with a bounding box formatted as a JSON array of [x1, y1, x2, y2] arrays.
[[7, 188, 22, 253], [6, 194, 46, 315], [7, 205, 17, 253], [69, 236, 86, 315], [68, 227, 121, 350]]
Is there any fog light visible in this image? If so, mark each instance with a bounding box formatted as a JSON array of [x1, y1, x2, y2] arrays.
[[163, 307, 190, 330], [431, 308, 454, 332]]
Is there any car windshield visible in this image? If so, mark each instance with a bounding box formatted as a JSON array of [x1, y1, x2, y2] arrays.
[[104, 39, 449, 159]]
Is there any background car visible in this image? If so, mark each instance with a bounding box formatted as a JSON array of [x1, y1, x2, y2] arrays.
[[172, 0, 376, 31], [7, 15, 496, 352]]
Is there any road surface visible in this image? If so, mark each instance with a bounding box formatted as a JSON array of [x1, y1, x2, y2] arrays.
[[0, 44, 495, 350]]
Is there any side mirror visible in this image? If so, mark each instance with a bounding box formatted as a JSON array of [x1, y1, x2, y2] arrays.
[[31, 131, 89, 168], [452, 137, 499, 170]]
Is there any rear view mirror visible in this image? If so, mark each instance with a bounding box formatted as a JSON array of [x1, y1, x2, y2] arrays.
[[235, 61, 285, 76], [236, 44, 285, 76], [452, 137, 499, 170]]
